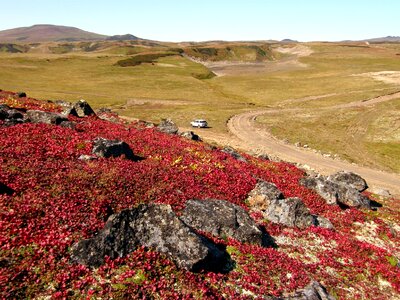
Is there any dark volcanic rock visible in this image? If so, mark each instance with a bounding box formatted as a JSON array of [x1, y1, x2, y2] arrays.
[[328, 171, 368, 192], [0, 104, 11, 120], [0, 182, 14, 195], [157, 118, 179, 134], [5, 109, 23, 120], [300, 172, 371, 209], [180, 131, 201, 141], [337, 187, 371, 209], [92, 137, 139, 161], [69, 99, 96, 117], [288, 280, 335, 300], [17, 92, 26, 98], [26, 110, 68, 125], [300, 176, 338, 205], [71, 204, 230, 272], [266, 197, 314, 229], [222, 146, 247, 162], [247, 180, 284, 211], [180, 199, 263, 245]]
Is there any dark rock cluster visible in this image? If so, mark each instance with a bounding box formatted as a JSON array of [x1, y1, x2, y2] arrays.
[[71, 203, 233, 272], [300, 171, 371, 209], [247, 180, 333, 229]]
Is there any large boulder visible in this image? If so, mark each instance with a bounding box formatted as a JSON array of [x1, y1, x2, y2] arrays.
[[328, 171, 368, 192], [247, 180, 284, 211], [300, 172, 371, 209], [71, 204, 231, 272], [0, 182, 14, 195], [265, 198, 315, 229], [68, 100, 96, 117], [222, 146, 247, 162], [157, 118, 179, 134], [92, 137, 138, 161], [26, 110, 68, 125], [180, 199, 264, 245], [300, 176, 338, 205]]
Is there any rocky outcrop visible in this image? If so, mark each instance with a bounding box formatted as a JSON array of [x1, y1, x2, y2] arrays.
[[328, 171, 368, 192], [26, 110, 68, 125], [5, 109, 24, 120], [222, 146, 247, 162], [71, 204, 231, 272], [300, 171, 371, 209], [247, 181, 284, 211], [266, 197, 315, 229], [180, 131, 201, 141], [0, 105, 25, 127], [0, 182, 14, 195], [68, 100, 96, 117], [180, 199, 264, 245], [92, 137, 138, 160], [287, 281, 335, 300], [157, 118, 179, 134], [247, 181, 333, 229]]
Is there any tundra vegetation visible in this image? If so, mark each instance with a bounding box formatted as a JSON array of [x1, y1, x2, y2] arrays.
[[0, 91, 399, 299]]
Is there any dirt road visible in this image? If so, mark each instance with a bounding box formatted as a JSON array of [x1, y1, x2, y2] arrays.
[[196, 91, 400, 196]]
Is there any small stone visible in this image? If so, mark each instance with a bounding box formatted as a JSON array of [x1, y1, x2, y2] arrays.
[[78, 155, 97, 161], [180, 131, 201, 141]]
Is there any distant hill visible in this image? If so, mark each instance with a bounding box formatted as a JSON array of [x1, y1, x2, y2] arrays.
[[364, 36, 400, 43], [0, 24, 107, 42], [106, 34, 139, 41], [281, 39, 298, 43]]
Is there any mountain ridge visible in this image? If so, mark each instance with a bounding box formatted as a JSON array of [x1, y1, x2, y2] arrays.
[[0, 24, 107, 42]]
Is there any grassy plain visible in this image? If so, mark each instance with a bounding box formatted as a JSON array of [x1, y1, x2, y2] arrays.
[[0, 41, 399, 172]]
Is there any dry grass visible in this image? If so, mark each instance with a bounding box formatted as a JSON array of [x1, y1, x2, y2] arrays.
[[0, 41, 399, 171]]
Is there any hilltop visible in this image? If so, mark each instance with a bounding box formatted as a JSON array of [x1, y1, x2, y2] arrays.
[[0, 90, 399, 299], [0, 24, 107, 42]]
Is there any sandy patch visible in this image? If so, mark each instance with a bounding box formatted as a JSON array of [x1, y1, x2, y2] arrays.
[[125, 98, 189, 106], [355, 71, 400, 85], [275, 45, 314, 57]]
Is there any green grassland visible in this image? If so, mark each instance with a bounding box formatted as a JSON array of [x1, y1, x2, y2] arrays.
[[0, 41, 399, 172]]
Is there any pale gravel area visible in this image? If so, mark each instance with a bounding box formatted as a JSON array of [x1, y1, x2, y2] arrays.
[[354, 71, 400, 85]]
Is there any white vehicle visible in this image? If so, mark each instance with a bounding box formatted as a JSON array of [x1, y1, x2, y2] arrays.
[[190, 119, 208, 128]]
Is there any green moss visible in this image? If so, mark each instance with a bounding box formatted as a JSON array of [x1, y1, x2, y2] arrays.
[[385, 255, 398, 267]]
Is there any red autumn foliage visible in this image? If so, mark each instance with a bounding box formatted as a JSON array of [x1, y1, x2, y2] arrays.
[[0, 90, 399, 299]]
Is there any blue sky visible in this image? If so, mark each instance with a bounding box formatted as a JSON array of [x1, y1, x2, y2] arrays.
[[1, 0, 398, 42]]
